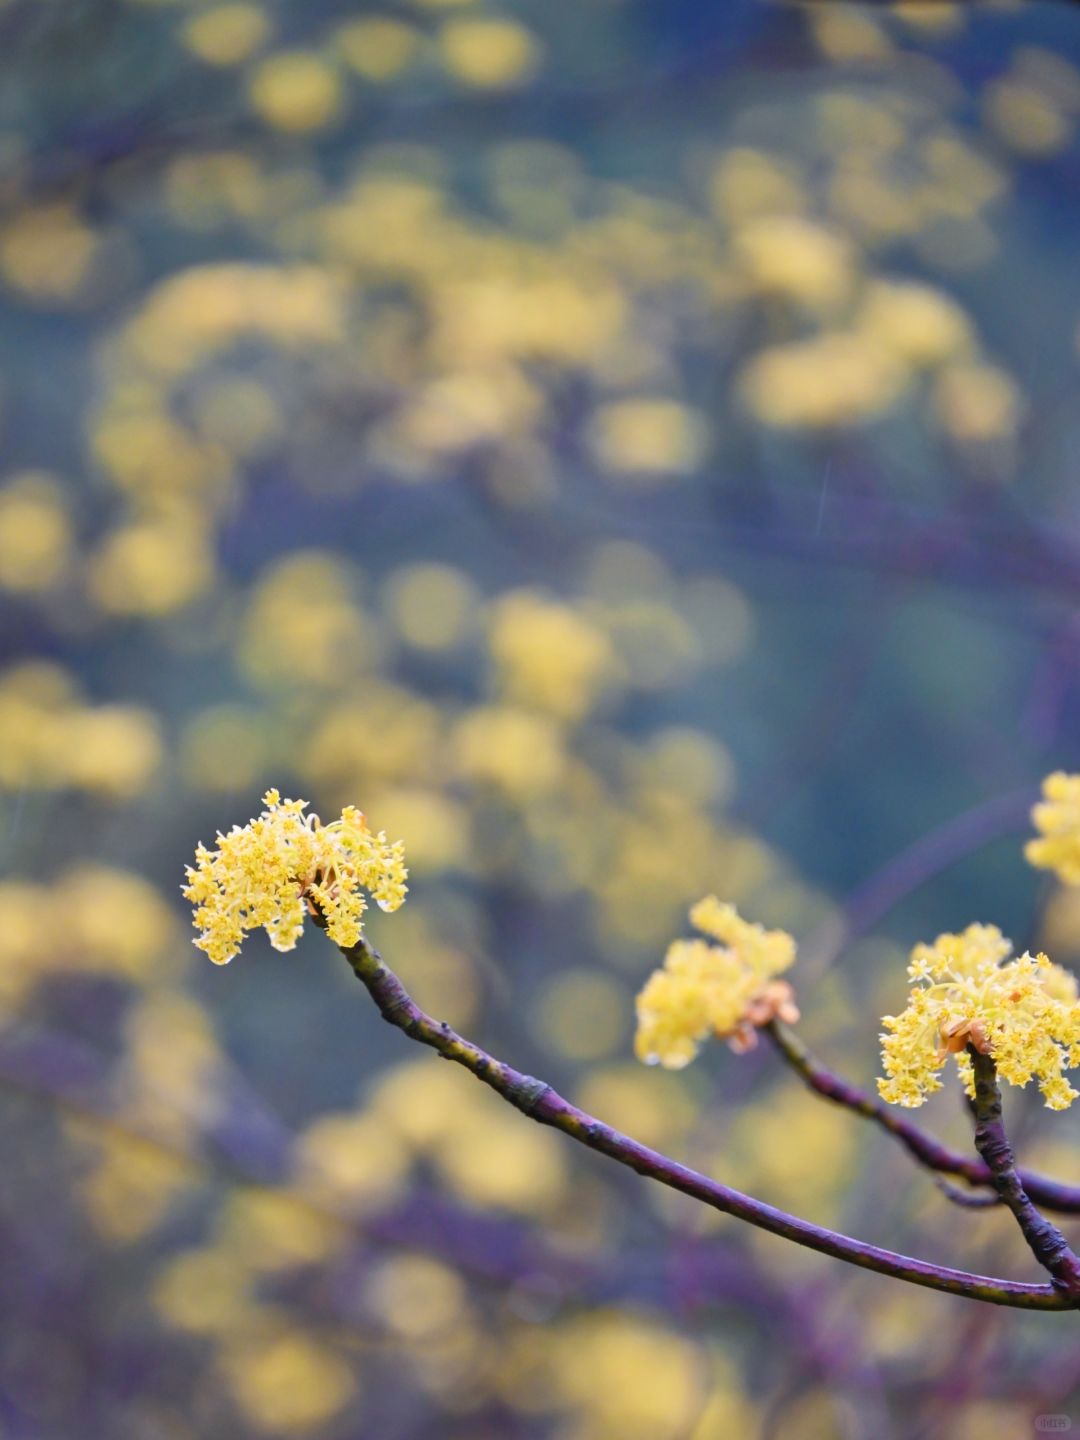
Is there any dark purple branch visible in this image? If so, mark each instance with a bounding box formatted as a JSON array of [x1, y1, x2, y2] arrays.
[[969, 1048, 1080, 1298], [337, 934, 1077, 1310], [765, 1019, 1080, 1214]]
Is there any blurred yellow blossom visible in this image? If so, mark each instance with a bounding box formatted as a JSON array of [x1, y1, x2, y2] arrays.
[[337, 18, 420, 81], [0, 663, 161, 797], [0, 864, 178, 1006], [183, 789, 407, 963], [550, 1313, 704, 1440], [181, 705, 270, 793], [122, 264, 346, 378], [221, 1328, 357, 1434], [879, 924, 1080, 1110], [294, 1111, 411, 1211], [587, 398, 708, 479], [740, 332, 906, 429], [453, 704, 566, 797], [734, 215, 854, 310], [89, 518, 215, 617], [0, 472, 72, 592], [368, 1255, 468, 1340], [384, 563, 479, 651], [248, 52, 344, 133], [239, 552, 375, 689], [0, 204, 102, 303], [857, 279, 973, 367], [1027, 771, 1080, 885], [438, 18, 540, 90], [302, 684, 440, 791], [75, 1130, 198, 1243], [534, 969, 627, 1061], [489, 589, 615, 721], [984, 78, 1071, 157], [155, 1248, 256, 1335], [184, 4, 269, 66], [216, 1188, 343, 1273], [635, 899, 798, 1069], [935, 361, 1021, 446], [709, 148, 804, 223]]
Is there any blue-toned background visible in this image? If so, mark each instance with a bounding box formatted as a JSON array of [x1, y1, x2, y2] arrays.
[[3, 1, 1080, 1435]]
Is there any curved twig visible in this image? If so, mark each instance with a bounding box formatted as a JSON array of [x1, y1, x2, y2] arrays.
[[764, 1019, 1080, 1215], [334, 932, 1076, 1311]]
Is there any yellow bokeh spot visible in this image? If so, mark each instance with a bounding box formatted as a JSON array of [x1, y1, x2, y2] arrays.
[[122, 264, 346, 378], [0, 472, 72, 592], [77, 1134, 197, 1244], [384, 563, 478, 651], [709, 148, 804, 223], [588, 398, 708, 479], [809, 5, 892, 63], [223, 1331, 357, 1434], [551, 1313, 703, 1440], [63, 707, 163, 799], [984, 79, 1070, 157], [0, 663, 165, 799], [0, 204, 100, 302], [239, 551, 375, 689], [192, 377, 280, 458], [735, 215, 853, 311], [337, 18, 420, 81], [89, 519, 214, 616], [453, 704, 566, 797], [184, 4, 269, 66], [389, 932, 479, 1030], [639, 727, 734, 806], [181, 705, 269, 793], [533, 969, 627, 1061], [489, 589, 615, 720], [367, 1255, 467, 1338], [249, 52, 344, 133], [217, 1188, 343, 1272], [294, 1111, 411, 1212], [155, 1249, 254, 1334], [438, 18, 540, 90], [857, 279, 972, 369], [741, 333, 906, 430], [365, 787, 467, 874], [935, 362, 1021, 445]]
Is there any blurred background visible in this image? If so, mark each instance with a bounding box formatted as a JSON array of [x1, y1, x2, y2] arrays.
[[3, 0, 1080, 1435]]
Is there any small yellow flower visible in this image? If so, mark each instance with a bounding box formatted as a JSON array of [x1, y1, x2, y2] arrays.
[[183, 790, 407, 965], [1026, 771, 1080, 885], [878, 924, 1080, 1111], [634, 899, 797, 1069]]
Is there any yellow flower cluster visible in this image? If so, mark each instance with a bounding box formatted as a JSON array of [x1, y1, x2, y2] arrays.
[[634, 898, 798, 1069], [1026, 771, 1080, 885], [879, 924, 1080, 1111], [183, 790, 407, 965]]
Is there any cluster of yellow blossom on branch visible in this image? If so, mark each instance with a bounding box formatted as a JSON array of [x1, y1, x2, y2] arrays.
[[878, 925, 1080, 1112], [185, 771, 1080, 1311], [183, 789, 407, 964], [633, 897, 798, 1068]]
